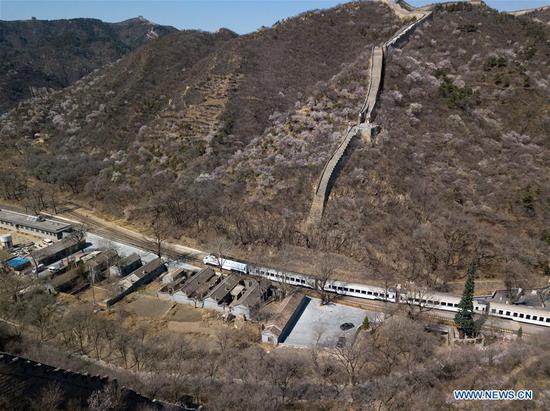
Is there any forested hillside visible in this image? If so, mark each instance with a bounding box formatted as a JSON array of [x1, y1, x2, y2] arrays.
[[323, 3, 550, 288], [0, 2, 400, 225], [0, 2, 548, 288], [0, 17, 177, 111]]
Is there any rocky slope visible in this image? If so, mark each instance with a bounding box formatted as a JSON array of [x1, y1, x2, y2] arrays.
[[0, 17, 177, 111]]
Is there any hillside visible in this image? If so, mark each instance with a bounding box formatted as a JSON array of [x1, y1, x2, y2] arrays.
[[213, 2, 550, 288], [1, 2, 548, 289], [322, 3, 550, 287], [0, 2, 400, 214], [0, 17, 177, 111]]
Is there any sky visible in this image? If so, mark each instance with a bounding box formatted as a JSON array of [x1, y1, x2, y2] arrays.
[[1, 0, 549, 34]]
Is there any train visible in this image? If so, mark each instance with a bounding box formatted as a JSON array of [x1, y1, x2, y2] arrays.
[[203, 255, 550, 328]]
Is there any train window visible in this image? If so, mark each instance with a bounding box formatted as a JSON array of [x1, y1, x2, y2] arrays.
[[338, 287, 343, 291], [475, 307, 479, 310], [491, 309, 496, 314], [506, 311, 511, 316], [545, 318, 550, 323], [532, 316, 537, 321], [441, 302, 447, 306], [519, 313, 524, 319], [367, 291, 372, 295], [373, 292, 379, 297], [498, 310, 503, 314], [513, 313, 518, 317], [421, 299, 426, 304], [525, 315, 530, 320], [343, 288, 349, 292], [434, 301, 439, 305], [361, 290, 366, 294], [454, 303, 459, 307]]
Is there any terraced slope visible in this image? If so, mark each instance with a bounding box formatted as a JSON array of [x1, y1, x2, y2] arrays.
[[0, 1, 402, 221]]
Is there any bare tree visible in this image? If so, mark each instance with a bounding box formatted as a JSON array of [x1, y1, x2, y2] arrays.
[[309, 257, 337, 305], [332, 333, 369, 386], [210, 237, 230, 272], [369, 315, 436, 376], [88, 384, 123, 411], [267, 353, 304, 406], [150, 210, 170, 258], [536, 286, 550, 308], [71, 223, 87, 245], [399, 282, 437, 320], [47, 186, 60, 214], [310, 347, 346, 398], [23, 291, 56, 342], [37, 382, 63, 411]]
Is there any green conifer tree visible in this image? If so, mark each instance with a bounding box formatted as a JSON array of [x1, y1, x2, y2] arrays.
[[454, 260, 476, 338]]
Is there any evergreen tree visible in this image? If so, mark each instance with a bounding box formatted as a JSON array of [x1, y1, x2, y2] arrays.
[[454, 260, 476, 338]]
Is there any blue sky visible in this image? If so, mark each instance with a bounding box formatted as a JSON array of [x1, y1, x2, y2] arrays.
[[1, 1, 548, 34]]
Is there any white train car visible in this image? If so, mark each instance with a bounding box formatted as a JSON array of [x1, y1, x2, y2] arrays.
[[203, 255, 248, 273], [324, 280, 396, 301], [248, 265, 312, 288], [487, 302, 550, 327], [202, 255, 550, 328]]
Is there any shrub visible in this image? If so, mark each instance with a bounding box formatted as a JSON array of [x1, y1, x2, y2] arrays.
[[437, 72, 477, 110]]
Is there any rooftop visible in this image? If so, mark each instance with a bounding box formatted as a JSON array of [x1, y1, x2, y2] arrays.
[[47, 267, 85, 289], [265, 292, 306, 338], [0, 209, 72, 233], [179, 267, 218, 297], [31, 234, 83, 261], [119, 257, 166, 289], [231, 279, 262, 308], [486, 288, 550, 311], [205, 274, 241, 303], [119, 252, 141, 266]]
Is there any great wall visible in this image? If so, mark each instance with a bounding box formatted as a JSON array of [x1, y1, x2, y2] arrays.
[[0, 351, 185, 409], [305, 0, 433, 228]]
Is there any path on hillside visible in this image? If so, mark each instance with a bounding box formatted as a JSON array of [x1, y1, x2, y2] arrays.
[[305, 4, 432, 228]]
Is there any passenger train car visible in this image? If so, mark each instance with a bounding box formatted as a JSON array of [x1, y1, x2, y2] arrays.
[[203, 255, 550, 328]]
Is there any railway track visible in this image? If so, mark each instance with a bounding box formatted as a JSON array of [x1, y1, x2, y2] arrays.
[[305, 291, 536, 336], [67, 211, 204, 263]]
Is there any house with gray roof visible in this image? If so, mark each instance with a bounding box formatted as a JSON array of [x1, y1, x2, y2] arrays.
[[0, 209, 72, 239]]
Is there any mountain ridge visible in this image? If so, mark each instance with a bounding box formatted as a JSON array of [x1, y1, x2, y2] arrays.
[[0, 16, 179, 111]]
